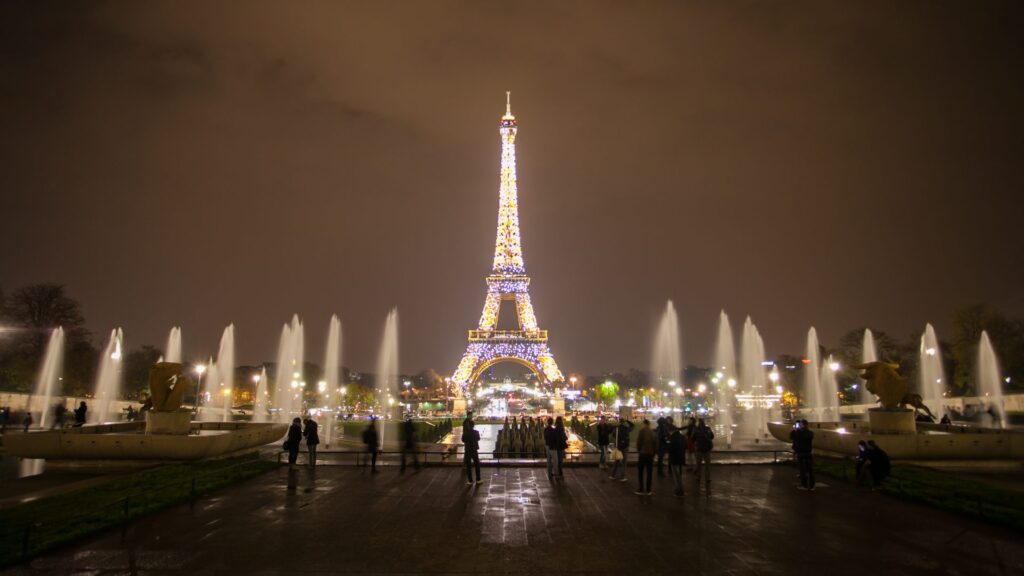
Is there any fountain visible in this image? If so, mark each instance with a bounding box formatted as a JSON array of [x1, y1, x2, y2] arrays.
[[203, 324, 235, 422], [803, 327, 823, 422], [32, 327, 65, 429], [819, 354, 840, 421], [739, 317, 768, 440], [860, 329, 878, 404], [92, 328, 124, 423], [165, 326, 182, 364], [713, 310, 736, 443], [323, 314, 342, 446], [253, 367, 268, 422], [376, 308, 399, 446], [919, 323, 945, 418], [273, 315, 305, 422], [651, 300, 682, 390], [978, 331, 1006, 428]]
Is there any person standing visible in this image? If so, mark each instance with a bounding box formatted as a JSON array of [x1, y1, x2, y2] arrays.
[[668, 424, 686, 497], [692, 418, 715, 491], [363, 418, 380, 473], [609, 418, 633, 482], [684, 417, 697, 468], [462, 417, 482, 485], [656, 416, 671, 477], [286, 417, 302, 466], [22, 412, 33, 432], [635, 419, 656, 495], [74, 401, 87, 427], [790, 419, 814, 491], [543, 417, 556, 478], [52, 402, 67, 430], [596, 417, 612, 469], [553, 416, 568, 479], [303, 416, 320, 468], [401, 416, 420, 472]]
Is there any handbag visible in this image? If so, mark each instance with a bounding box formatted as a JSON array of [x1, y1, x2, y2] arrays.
[[610, 427, 624, 462], [282, 440, 291, 451]]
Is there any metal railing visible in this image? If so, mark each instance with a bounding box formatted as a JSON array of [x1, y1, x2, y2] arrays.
[[277, 448, 794, 466]]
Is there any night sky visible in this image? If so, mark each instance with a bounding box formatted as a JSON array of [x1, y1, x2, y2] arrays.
[[2, 1, 1023, 375]]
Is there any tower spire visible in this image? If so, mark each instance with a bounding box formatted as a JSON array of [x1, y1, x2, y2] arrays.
[[504, 91, 513, 119], [493, 93, 524, 273]]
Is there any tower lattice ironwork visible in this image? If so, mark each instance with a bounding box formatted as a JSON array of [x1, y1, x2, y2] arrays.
[[451, 93, 565, 392]]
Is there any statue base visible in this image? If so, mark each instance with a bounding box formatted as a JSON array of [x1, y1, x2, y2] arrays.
[[551, 397, 565, 417], [868, 408, 916, 435], [145, 410, 193, 435], [452, 398, 467, 418]]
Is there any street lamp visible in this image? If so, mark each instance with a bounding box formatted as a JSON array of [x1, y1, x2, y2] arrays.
[[193, 364, 207, 420]]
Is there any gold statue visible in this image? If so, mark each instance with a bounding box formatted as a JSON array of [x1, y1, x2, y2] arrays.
[[853, 361, 934, 418]]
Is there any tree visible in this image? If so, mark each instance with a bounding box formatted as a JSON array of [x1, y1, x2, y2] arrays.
[[123, 345, 163, 399], [951, 305, 1024, 394], [594, 380, 619, 406], [5, 284, 89, 353]]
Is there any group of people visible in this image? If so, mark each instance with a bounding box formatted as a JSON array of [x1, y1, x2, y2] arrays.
[[0, 401, 89, 433], [285, 416, 320, 468], [596, 415, 715, 497], [855, 439, 891, 488]]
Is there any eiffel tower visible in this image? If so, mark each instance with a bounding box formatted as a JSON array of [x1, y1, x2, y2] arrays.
[[451, 94, 565, 396]]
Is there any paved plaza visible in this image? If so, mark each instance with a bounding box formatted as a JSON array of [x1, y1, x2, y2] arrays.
[[4, 464, 1023, 575]]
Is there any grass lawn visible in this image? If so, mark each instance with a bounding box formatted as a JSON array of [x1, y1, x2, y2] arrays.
[[0, 456, 279, 567], [814, 456, 1024, 531]]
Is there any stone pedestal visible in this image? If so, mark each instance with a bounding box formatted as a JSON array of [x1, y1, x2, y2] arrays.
[[145, 410, 193, 435], [452, 397, 467, 418], [868, 408, 916, 435], [551, 396, 565, 417]]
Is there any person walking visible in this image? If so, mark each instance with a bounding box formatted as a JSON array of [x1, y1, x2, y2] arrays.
[[609, 418, 633, 482], [692, 418, 715, 491], [303, 416, 320, 468], [668, 424, 686, 497], [286, 417, 302, 466], [401, 416, 420, 472], [363, 418, 380, 473], [635, 419, 657, 495], [790, 419, 814, 491], [553, 416, 568, 479], [22, 412, 33, 433], [596, 416, 612, 469], [656, 416, 671, 477], [462, 417, 482, 485], [74, 401, 87, 427]]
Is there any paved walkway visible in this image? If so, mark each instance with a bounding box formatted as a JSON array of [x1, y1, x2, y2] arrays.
[[4, 464, 1022, 575]]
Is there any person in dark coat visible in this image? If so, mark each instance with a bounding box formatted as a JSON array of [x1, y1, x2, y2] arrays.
[[462, 417, 482, 485], [668, 424, 686, 497], [596, 417, 612, 469], [790, 419, 814, 490], [74, 401, 87, 427], [609, 418, 634, 482], [692, 418, 715, 491], [401, 416, 420, 472], [363, 418, 380, 473], [543, 417, 556, 477], [286, 417, 302, 466], [553, 416, 568, 479], [656, 416, 671, 477], [866, 440, 891, 486], [635, 419, 657, 495], [52, 403, 67, 430], [303, 416, 320, 468]]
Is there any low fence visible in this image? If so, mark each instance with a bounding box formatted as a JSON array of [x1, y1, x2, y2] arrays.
[[277, 448, 794, 466], [0, 456, 274, 566]]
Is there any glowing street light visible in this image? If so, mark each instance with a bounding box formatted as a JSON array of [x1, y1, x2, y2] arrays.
[[829, 361, 841, 372], [727, 378, 737, 388], [193, 364, 207, 418], [318, 380, 327, 393]]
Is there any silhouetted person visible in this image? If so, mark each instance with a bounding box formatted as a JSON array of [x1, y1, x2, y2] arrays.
[[303, 416, 320, 468], [855, 440, 870, 486], [363, 419, 380, 473], [656, 416, 671, 476], [596, 417, 612, 469], [0, 406, 9, 433], [692, 418, 715, 491], [52, 403, 67, 430], [22, 412, 33, 432], [790, 419, 815, 491], [462, 418, 482, 485], [939, 414, 951, 425], [401, 416, 420, 472], [74, 401, 87, 427], [609, 418, 633, 482], [553, 416, 568, 479], [635, 419, 656, 495], [543, 417, 557, 477], [286, 417, 302, 466], [668, 424, 686, 497], [866, 440, 891, 487], [684, 417, 697, 467]]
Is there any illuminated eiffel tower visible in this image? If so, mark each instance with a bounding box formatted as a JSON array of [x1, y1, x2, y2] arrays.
[[451, 93, 565, 396]]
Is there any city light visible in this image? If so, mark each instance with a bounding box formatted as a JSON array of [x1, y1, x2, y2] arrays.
[[195, 364, 207, 376], [829, 361, 840, 372], [318, 380, 327, 392], [727, 378, 737, 388]]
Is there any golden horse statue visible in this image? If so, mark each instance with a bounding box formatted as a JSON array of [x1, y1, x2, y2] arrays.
[[853, 361, 934, 419]]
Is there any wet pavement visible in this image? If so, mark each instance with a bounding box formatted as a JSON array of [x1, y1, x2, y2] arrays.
[[4, 464, 1022, 575]]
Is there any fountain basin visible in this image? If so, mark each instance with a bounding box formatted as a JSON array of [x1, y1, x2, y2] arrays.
[[767, 421, 1024, 460], [4, 421, 286, 461]]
